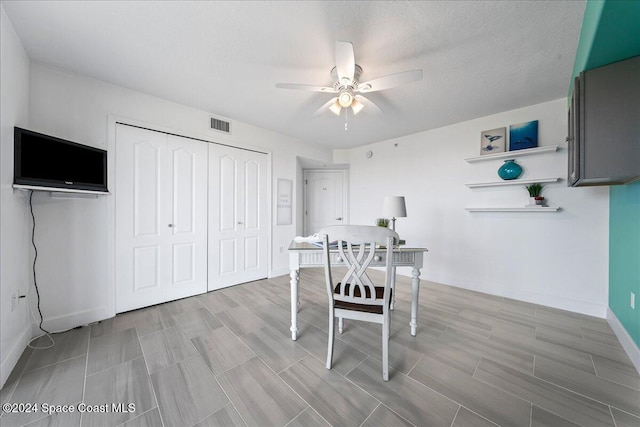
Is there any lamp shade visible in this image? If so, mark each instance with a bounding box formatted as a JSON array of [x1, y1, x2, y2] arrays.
[[351, 98, 364, 115], [329, 101, 342, 115], [382, 196, 407, 218]]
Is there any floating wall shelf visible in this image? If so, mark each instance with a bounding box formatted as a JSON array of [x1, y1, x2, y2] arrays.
[[466, 177, 560, 188], [12, 184, 110, 196], [465, 207, 560, 212], [465, 145, 559, 163]]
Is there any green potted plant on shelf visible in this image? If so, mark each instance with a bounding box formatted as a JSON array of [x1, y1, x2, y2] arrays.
[[376, 218, 389, 227], [525, 183, 544, 206]]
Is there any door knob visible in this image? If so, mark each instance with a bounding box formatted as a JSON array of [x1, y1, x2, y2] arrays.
[[237, 221, 243, 224], [168, 224, 173, 228], [335, 217, 343, 221]]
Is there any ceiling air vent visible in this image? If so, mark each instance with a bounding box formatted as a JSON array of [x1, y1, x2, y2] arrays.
[[210, 116, 231, 134]]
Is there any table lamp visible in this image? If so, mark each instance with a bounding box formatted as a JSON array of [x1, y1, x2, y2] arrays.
[[382, 196, 407, 231]]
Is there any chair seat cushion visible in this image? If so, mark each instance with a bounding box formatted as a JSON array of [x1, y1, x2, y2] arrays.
[[333, 283, 391, 314]]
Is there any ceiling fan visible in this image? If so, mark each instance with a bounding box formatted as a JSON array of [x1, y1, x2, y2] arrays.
[[276, 41, 423, 118]]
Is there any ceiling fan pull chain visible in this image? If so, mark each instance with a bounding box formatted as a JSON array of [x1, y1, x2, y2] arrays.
[[344, 107, 348, 131]]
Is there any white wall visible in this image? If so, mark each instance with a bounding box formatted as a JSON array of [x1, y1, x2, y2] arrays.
[[342, 99, 610, 317], [0, 5, 31, 387], [25, 63, 332, 332]]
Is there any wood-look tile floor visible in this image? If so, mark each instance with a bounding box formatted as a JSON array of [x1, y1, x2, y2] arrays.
[[2, 270, 639, 427]]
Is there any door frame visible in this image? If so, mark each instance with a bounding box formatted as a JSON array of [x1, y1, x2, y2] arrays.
[[303, 169, 349, 236], [108, 115, 272, 316]]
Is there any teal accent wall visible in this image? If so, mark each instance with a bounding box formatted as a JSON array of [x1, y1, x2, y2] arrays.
[[610, 182, 640, 346], [568, 0, 640, 96], [585, 0, 640, 69], [571, 0, 640, 345]]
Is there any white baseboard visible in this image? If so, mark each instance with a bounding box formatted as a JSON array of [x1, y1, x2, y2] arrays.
[[270, 267, 291, 278], [607, 307, 640, 374], [396, 269, 608, 318], [36, 305, 112, 335], [0, 326, 31, 389]]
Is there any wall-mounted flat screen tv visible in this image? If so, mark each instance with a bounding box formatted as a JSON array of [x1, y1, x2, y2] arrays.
[[14, 127, 108, 193]]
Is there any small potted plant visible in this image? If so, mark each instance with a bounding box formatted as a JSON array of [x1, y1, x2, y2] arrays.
[[376, 218, 389, 227], [525, 183, 544, 206]]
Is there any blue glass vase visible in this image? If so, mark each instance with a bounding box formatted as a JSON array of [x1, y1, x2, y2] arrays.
[[497, 159, 522, 180]]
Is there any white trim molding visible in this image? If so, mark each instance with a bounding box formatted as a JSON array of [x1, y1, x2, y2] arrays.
[[0, 326, 31, 388], [607, 307, 640, 374]]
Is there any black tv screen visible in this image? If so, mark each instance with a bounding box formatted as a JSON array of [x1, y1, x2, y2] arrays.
[[14, 127, 108, 193]]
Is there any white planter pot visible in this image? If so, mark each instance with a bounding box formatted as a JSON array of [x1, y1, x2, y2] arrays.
[[529, 197, 544, 206]]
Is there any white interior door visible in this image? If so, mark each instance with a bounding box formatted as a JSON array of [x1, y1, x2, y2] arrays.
[[208, 145, 268, 290], [115, 125, 208, 312], [304, 170, 347, 235]]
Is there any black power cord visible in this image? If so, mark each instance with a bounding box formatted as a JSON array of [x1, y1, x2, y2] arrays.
[[29, 190, 51, 336]]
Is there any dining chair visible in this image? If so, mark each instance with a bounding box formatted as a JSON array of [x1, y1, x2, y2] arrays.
[[318, 225, 399, 381]]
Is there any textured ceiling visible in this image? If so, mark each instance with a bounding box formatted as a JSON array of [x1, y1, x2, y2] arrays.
[[2, 1, 586, 149]]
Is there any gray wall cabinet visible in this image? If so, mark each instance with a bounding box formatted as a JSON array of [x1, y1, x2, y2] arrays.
[[568, 55, 639, 186]]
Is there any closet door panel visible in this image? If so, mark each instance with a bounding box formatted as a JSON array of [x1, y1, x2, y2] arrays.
[[116, 126, 169, 311], [166, 135, 208, 298], [244, 159, 260, 230], [219, 239, 237, 275], [134, 142, 161, 237], [241, 152, 268, 279], [172, 148, 195, 234], [133, 246, 160, 291], [172, 243, 194, 284], [244, 237, 259, 270], [208, 145, 268, 290], [116, 126, 207, 312], [209, 148, 241, 289], [219, 155, 238, 232]]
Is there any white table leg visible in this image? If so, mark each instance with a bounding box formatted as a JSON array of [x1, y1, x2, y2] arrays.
[[290, 269, 300, 340], [410, 267, 421, 336]]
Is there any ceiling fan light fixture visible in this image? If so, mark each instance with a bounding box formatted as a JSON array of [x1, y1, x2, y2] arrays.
[[329, 101, 342, 115], [351, 98, 364, 115], [338, 90, 353, 107]]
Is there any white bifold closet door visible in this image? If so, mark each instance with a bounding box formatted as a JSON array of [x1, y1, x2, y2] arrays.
[[208, 144, 268, 290], [115, 124, 208, 312]]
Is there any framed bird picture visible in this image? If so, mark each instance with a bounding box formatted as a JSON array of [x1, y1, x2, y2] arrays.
[[480, 127, 506, 155], [509, 120, 538, 151]]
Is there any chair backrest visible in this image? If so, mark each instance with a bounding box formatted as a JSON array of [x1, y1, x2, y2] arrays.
[[318, 225, 399, 309]]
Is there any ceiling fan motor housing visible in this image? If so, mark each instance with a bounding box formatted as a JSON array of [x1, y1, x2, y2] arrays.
[[330, 64, 363, 90], [331, 64, 361, 108]]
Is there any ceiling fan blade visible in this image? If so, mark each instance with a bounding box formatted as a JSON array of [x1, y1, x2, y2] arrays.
[[335, 41, 355, 84], [355, 95, 383, 115], [313, 97, 339, 117], [275, 83, 337, 93], [358, 69, 423, 93]]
